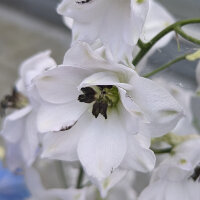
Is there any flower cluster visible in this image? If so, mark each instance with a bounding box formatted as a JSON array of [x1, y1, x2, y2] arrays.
[[1, 0, 200, 199]]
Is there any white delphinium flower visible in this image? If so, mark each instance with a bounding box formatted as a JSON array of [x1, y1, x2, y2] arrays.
[[61, 0, 174, 68], [34, 42, 183, 184], [0, 51, 56, 171], [153, 78, 198, 135], [138, 138, 200, 200], [25, 160, 86, 200], [57, 0, 149, 61]]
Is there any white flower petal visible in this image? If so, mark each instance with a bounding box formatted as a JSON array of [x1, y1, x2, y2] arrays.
[[78, 71, 133, 91], [1, 106, 32, 143], [108, 172, 137, 200], [121, 134, 155, 172], [173, 139, 200, 170], [141, 0, 175, 48], [41, 113, 90, 161], [37, 101, 88, 133], [130, 76, 183, 136], [19, 50, 56, 89], [78, 110, 127, 180], [63, 42, 135, 77], [118, 103, 139, 135], [58, 0, 149, 61], [63, 16, 73, 29], [35, 66, 89, 104], [139, 179, 200, 200], [78, 71, 120, 90], [20, 111, 39, 166], [90, 170, 127, 198], [41, 131, 79, 162], [119, 88, 146, 121], [5, 141, 24, 172]]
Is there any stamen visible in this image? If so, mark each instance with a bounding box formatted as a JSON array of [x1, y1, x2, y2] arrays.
[[78, 94, 95, 103], [78, 87, 96, 103], [0, 88, 29, 116], [81, 87, 96, 95], [92, 101, 108, 119], [78, 85, 119, 119], [190, 165, 200, 182]]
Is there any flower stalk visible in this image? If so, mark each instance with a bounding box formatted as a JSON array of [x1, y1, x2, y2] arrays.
[[143, 54, 188, 78], [133, 18, 200, 66], [76, 166, 84, 189]]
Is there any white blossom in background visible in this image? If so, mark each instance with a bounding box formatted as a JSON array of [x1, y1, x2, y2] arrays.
[[25, 160, 86, 200], [1, 51, 56, 171], [57, 0, 149, 62], [25, 160, 137, 200], [140, 0, 175, 47], [190, 61, 200, 132], [153, 78, 198, 135], [138, 138, 200, 200], [86, 172, 137, 200], [90, 169, 127, 198], [33, 42, 183, 188]]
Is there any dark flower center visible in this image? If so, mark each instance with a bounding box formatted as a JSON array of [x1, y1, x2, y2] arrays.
[[78, 85, 119, 119], [190, 165, 200, 182], [0, 88, 29, 116]]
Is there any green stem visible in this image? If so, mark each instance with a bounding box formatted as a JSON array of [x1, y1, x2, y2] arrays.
[[132, 18, 200, 66], [144, 54, 187, 78], [76, 166, 84, 189], [175, 26, 200, 45], [137, 39, 146, 49]]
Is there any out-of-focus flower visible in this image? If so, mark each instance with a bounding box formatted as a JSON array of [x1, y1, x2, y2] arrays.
[[138, 138, 200, 200], [0, 51, 56, 171], [190, 61, 200, 132], [34, 42, 183, 184], [153, 78, 198, 135], [25, 160, 85, 200], [0, 161, 30, 200], [57, 0, 149, 61], [25, 160, 136, 200], [85, 171, 137, 200], [140, 0, 175, 48]]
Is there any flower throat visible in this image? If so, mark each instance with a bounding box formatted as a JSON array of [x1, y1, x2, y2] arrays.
[[78, 85, 119, 119]]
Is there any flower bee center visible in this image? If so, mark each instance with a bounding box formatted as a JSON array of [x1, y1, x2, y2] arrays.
[[78, 85, 119, 119], [0, 88, 29, 116]]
